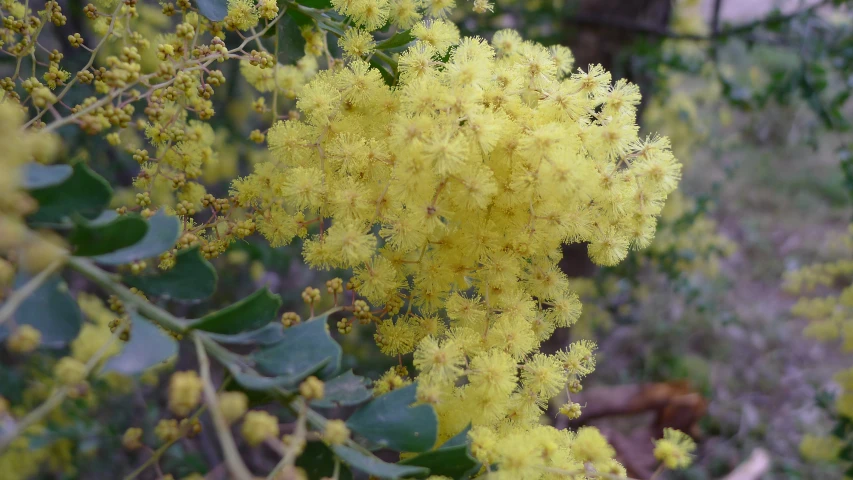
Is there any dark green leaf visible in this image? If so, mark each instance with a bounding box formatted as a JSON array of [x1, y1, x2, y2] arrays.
[[124, 247, 217, 301], [375, 30, 413, 50], [296, 0, 332, 10], [91, 211, 180, 265], [102, 314, 178, 375], [297, 442, 354, 480], [398, 444, 479, 479], [190, 287, 282, 334], [331, 445, 429, 479], [6, 273, 82, 347], [278, 12, 309, 64], [196, 0, 227, 21], [311, 370, 371, 408], [251, 316, 341, 379], [287, 8, 314, 28], [69, 213, 148, 257], [346, 383, 437, 452], [21, 163, 72, 189], [28, 163, 112, 223]]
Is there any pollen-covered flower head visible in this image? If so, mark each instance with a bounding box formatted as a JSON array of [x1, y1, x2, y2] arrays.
[[232, 29, 681, 475]]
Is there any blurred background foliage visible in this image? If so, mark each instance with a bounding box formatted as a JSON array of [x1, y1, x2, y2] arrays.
[[3, 0, 853, 479]]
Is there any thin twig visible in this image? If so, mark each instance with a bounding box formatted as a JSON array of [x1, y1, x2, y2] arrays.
[[266, 399, 307, 479]]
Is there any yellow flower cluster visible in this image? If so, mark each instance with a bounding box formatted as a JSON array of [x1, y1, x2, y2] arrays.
[[786, 226, 853, 465], [785, 226, 853, 351], [230, 26, 681, 476]]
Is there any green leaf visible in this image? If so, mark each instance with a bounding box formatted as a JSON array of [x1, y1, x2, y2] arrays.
[[21, 163, 72, 189], [251, 316, 341, 379], [397, 425, 478, 479], [311, 370, 372, 409], [90, 211, 181, 265], [196, 0, 227, 21], [295, 0, 332, 11], [102, 313, 178, 375], [399, 444, 479, 479], [375, 30, 413, 50], [286, 8, 315, 28], [69, 213, 149, 257], [346, 383, 437, 452], [297, 442, 354, 480], [4, 273, 82, 347], [124, 247, 217, 301], [190, 288, 282, 334], [331, 445, 429, 479], [229, 359, 330, 391], [398, 426, 478, 478], [28, 163, 112, 223], [278, 12, 309, 64]]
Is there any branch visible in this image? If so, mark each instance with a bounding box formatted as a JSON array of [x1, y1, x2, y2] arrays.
[[194, 334, 254, 480], [67, 256, 188, 333]]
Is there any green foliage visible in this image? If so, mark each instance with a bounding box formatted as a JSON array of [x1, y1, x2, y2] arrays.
[[399, 428, 480, 479], [310, 370, 372, 408], [346, 384, 438, 452], [123, 248, 217, 301], [251, 315, 342, 379], [102, 314, 178, 375], [190, 288, 282, 334], [4, 273, 82, 347], [90, 211, 180, 265], [331, 444, 430, 479], [27, 163, 112, 224], [296, 442, 354, 480], [69, 213, 148, 257]]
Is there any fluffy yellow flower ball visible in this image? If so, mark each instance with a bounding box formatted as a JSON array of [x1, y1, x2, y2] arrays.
[[241, 410, 280, 447], [218, 391, 248, 424], [6, 325, 41, 354], [168, 371, 203, 417], [323, 419, 350, 445], [53, 357, 87, 386]]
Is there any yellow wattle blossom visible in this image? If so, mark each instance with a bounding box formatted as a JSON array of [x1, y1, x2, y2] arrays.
[[227, 29, 682, 474], [653, 428, 696, 470], [241, 410, 280, 446], [53, 357, 88, 386], [168, 371, 203, 417], [6, 325, 42, 354], [218, 391, 249, 423], [323, 419, 351, 445]]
